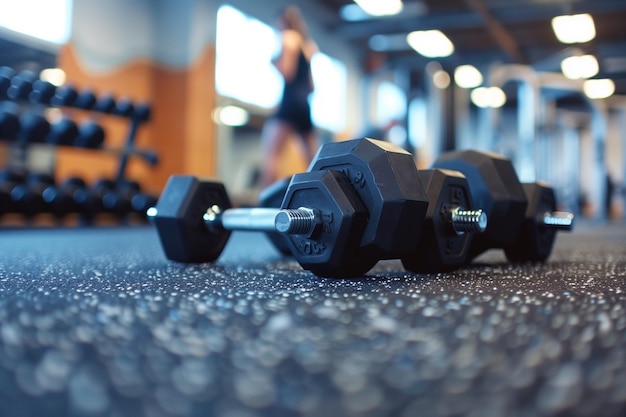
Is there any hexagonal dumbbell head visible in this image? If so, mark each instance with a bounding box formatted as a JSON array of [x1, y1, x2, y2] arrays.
[[432, 150, 528, 260], [282, 170, 370, 278], [308, 138, 429, 260], [505, 182, 573, 262], [152, 176, 232, 263], [402, 169, 485, 273], [258, 177, 292, 256]]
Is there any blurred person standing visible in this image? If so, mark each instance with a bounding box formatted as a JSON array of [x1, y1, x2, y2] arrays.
[[260, 6, 319, 187]]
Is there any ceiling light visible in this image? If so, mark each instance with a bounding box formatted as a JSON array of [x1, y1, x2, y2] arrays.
[[454, 65, 483, 89], [353, 0, 403, 17], [561, 54, 599, 79], [433, 69, 451, 89], [583, 79, 615, 99], [40, 68, 66, 86], [212, 105, 249, 126], [470, 87, 506, 108], [551, 13, 596, 44], [406, 30, 454, 58]]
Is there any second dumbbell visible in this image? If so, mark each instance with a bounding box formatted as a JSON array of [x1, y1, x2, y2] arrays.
[[150, 170, 370, 277]]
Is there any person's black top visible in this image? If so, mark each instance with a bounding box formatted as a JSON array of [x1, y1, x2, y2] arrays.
[[274, 50, 313, 134]]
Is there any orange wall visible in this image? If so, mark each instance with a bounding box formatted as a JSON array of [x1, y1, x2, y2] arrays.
[[56, 43, 217, 194]]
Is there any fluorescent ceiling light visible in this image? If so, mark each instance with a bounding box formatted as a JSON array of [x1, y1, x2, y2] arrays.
[[551, 13, 596, 44], [561, 54, 599, 79], [433, 69, 451, 89], [471, 87, 506, 108], [40, 68, 66, 86], [212, 105, 249, 126], [353, 0, 403, 17], [406, 30, 454, 58], [454, 65, 483, 89], [583, 79, 615, 99]]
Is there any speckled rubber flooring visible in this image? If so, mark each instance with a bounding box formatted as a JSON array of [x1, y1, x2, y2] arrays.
[[0, 221, 624, 417]]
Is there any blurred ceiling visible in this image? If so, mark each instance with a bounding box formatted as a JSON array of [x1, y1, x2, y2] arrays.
[[0, 30, 57, 73], [0, 0, 625, 96], [315, 0, 626, 94]]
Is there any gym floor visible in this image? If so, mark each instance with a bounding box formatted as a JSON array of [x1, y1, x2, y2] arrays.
[[0, 221, 624, 417]]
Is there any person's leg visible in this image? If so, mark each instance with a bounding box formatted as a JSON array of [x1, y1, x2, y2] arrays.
[[301, 130, 320, 164], [260, 119, 294, 188]]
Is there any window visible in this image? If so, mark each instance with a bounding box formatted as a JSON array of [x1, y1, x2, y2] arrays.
[[376, 80, 406, 127], [0, 0, 72, 44], [310, 53, 347, 133], [215, 5, 282, 109], [215, 5, 347, 133]]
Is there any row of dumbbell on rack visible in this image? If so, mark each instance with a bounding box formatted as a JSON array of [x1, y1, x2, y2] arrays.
[[0, 66, 150, 120], [150, 137, 575, 278], [0, 101, 157, 163], [0, 170, 157, 223], [0, 102, 107, 149]]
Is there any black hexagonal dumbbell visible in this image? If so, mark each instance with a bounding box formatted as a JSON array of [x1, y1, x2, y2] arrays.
[[74, 121, 105, 148], [93, 94, 116, 113], [308, 137, 430, 263], [29, 80, 57, 105], [91, 178, 131, 217], [5, 171, 47, 217], [51, 85, 79, 107], [61, 177, 103, 220], [45, 118, 79, 146], [258, 177, 292, 255], [23, 173, 74, 219], [505, 181, 574, 262], [75, 89, 97, 110], [0, 66, 15, 99], [0, 169, 20, 215], [18, 111, 50, 143], [7, 70, 37, 101], [0, 101, 20, 141], [116, 180, 158, 218], [150, 170, 370, 278], [432, 150, 573, 263], [401, 169, 488, 273]]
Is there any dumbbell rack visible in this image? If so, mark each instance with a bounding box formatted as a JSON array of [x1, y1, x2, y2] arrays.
[[0, 66, 158, 225]]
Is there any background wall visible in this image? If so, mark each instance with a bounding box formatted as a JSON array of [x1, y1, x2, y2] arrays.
[[56, 0, 365, 198]]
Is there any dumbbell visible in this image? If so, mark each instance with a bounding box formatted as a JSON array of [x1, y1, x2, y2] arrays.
[[258, 177, 293, 255], [307, 137, 430, 264], [117, 180, 158, 217], [151, 170, 371, 278], [91, 178, 131, 217], [26, 173, 74, 218], [112, 97, 134, 117], [18, 112, 50, 143], [51, 85, 78, 107], [0, 169, 20, 214], [131, 102, 151, 122], [74, 121, 105, 148], [7, 70, 37, 101], [432, 150, 573, 263], [61, 177, 103, 219], [75, 90, 97, 110], [401, 169, 488, 273], [0, 101, 20, 141], [0, 67, 15, 98], [29, 80, 57, 104], [504, 181, 573, 262], [46, 118, 79, 146], [4, 171, 46, 217], [93, 94, 116, 113]]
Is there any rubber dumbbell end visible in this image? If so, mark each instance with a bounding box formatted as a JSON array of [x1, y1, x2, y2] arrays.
[[543, 211, 574, 231], [275, 208, 320, 237], [449, 207, 488, 235]]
